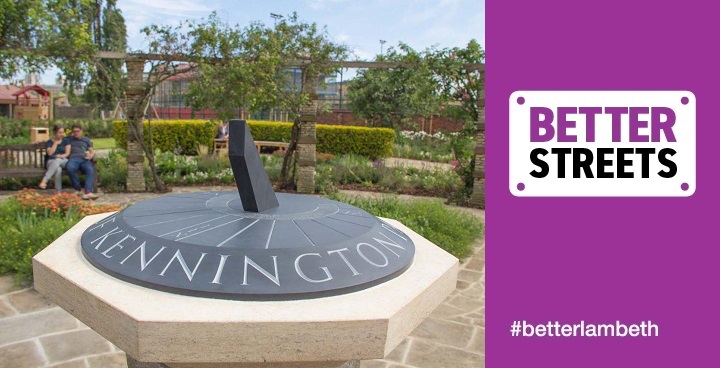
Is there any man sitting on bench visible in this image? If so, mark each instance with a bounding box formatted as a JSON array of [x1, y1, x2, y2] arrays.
[[66, 124, 99, 200]]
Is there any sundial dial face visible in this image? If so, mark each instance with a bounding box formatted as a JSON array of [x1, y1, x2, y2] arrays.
[[80, 120, 415, 300]]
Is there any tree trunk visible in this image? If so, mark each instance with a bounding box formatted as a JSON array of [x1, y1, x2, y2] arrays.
[[125, 59, 146, 192], [280, 119, 301, 190], [279, 68, 318, 193], [469, 70, 485, 208]]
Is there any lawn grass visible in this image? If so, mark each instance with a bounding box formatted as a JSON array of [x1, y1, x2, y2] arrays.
[[328, 194, 483, 260], [92, 138, 116, 150]]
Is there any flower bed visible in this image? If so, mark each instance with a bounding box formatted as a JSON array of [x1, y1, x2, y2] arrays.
[[0, 190, 122, 284]]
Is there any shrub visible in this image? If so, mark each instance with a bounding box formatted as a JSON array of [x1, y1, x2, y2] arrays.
[[97, 149, 128, 192], [54, 119, 113, 138], [0, 117, 34, 138], [0, 190, 122, 283], [113, 120, 394, 158], [0, 117, 113, 140], [317, 124, 395, 159], [329, 194, 483, 259], [14, 189, 122, 217], [248, 120, 395, 158], [112, 120, 216, 155]]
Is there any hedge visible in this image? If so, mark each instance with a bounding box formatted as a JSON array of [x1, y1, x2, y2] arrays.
[[112, 120, 216, 155], [113, 120, 395, 158], [1, 117, 114, 140]]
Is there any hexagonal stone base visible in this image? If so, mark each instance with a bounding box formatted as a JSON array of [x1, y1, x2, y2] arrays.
[[34, 213, 458, 365]]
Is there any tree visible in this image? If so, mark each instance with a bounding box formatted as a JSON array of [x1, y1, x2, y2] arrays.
[[0, 0, 51, 78], [0, 0, 96, 83], [348, 43, 441, 129], [347, 40, 485, 204], [43, 0, 100, 96], [183, 12, 348, 189], [429, 39, 485, 130], [427, 40, 485, 205], [1, 0, 126, 102], [83, 0, 128, 107], [120, 21, 203, 192]]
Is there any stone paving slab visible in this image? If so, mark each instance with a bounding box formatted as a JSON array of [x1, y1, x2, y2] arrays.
[[0, 187, 484, 367]]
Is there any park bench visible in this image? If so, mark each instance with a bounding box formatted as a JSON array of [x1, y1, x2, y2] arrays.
[[254, 140, 289, 154], [0, 142, 98, 191], [213, 139, 289, 155]]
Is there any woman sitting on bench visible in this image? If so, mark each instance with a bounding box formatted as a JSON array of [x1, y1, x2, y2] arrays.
[[39, 125, 70, 192]]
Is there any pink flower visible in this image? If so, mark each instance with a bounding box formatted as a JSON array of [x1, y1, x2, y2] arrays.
[[463, 93, 470, 99]]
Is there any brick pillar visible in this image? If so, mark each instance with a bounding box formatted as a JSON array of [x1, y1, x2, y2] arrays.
[[296, 70, 318, 194], [469, 70, 485, 208], [125, 58, 146, 192]]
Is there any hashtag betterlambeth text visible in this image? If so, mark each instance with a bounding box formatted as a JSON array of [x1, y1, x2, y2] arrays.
[[510, 320, 659, 337]]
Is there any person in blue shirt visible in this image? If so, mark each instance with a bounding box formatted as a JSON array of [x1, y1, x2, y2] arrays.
[[39, 125, 70, 192], [66, 124, 99, 200], [217, 120, 229, 139]]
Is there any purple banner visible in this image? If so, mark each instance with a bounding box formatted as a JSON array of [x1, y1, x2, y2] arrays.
[[487, 0, 719, 367]]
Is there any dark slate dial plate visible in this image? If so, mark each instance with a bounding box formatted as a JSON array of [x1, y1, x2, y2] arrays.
[[80, 192, 416, 300]]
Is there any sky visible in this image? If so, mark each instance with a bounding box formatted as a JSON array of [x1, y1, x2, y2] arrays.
[[38, 0, 485, 84]]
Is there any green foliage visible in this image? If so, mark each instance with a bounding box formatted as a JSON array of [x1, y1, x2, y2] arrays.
[[317, 125, 395, 159], [247, 120, 293, 141], [97, 149, 127, 192], [246, 121, 395, 159], [83, 0, 128, 106], [393, 130, 475, 163], [0, 0, 53, 78], [112, 119, 216, 155], [329, 194, 483, 259], [92, 146, 459, 198], [181, 12, 349, 121], [349, 43, 443, 129], [0, 117, 114, 139], [113, 119, 394, 158], [349, 40, 484, 131], [1, 1, 128, 98], [0, 200, 79, 283], [313, 155, 463, 197], [429, 39, 485, 126], [0, 136, 28, 145]]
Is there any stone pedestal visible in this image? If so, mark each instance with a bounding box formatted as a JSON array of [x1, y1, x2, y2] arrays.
[[33, 213, 458, 367], [127, 356, 360, 368]]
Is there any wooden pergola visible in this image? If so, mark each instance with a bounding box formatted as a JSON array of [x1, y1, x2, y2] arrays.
[[95, 52, 486, 208]]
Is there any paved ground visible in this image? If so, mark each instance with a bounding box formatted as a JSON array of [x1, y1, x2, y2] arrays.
[[0, 187, 484, 368]]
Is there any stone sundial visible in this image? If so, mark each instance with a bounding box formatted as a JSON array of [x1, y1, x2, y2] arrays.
[[80, 119, 415, 300]]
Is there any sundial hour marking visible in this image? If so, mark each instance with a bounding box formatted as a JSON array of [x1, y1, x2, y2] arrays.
[[80, 119, 416, 300], [158, 215, 230, 237], [265, 220, 276, 249], [129, 208, 212, 218], [335, 212, 366, 219], [293, 220, 316, 246], [176, 218, 244, 241], [311, 219, 352, 238], [216, 219, 261, 247], [324, 216, 372, 228], [135, 214, 209, 228]]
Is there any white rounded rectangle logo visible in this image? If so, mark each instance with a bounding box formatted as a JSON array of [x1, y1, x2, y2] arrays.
[[509, 91, 696, 197]]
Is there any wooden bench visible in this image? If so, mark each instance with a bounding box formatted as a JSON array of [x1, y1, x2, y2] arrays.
[[254, 141, 289, 154], [0, 142, 98, 190], [212, 139, 289, 156]]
